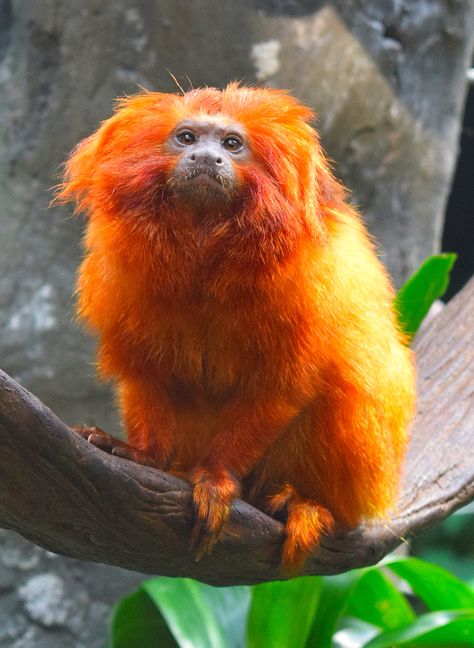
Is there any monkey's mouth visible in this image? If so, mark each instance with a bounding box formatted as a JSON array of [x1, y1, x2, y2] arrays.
[[184, 167, 225, 187], [169, 166, 236, 203]]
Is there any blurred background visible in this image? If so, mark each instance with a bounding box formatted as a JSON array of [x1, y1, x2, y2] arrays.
[[0, 1, 472, 646]]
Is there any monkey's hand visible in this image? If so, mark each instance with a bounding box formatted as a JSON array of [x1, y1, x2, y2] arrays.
[[74, 425, 161, 469], [189, 399, 300, 559], [268, 484, 335, 574], [190, 465, 240, 560]]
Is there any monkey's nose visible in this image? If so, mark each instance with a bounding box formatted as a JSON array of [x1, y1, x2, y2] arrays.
[[188, 148, 223, 166]]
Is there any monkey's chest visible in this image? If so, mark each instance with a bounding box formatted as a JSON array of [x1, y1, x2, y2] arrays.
[[155, 312, 262, 402], [130, 283, 287, 403], [122, 275, 312, 403]]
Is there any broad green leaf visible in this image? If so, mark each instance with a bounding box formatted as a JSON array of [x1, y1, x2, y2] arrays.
[[394, 253, 456, 340], [363, 609, 474, 647], [197, 582, 250, 647], [411, 511, 474, 583], [415, 548, 474, 585], [346, 568, 415, 629], [142, 578, 250, 648], [383, 557, 474, 611], [333, 617, 380, 647], [305, 571, 362, 648], [108, 588, 178, 648], [247, 576, 322, 648]]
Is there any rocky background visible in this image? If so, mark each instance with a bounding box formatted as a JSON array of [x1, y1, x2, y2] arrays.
[[0, 1, 473, 645]]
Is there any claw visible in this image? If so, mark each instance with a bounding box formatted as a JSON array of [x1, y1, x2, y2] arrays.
[[190, 466, 240, 559], [267, 483, 297, 516], [265, 484, 336, 575], [189, 519, 220, 561], [74, 424, 106, 442], [282, 500, 335, 575]]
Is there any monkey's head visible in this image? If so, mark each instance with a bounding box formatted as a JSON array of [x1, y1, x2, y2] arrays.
[[58, 83, 342, 227], [165, 116, 249, 208]]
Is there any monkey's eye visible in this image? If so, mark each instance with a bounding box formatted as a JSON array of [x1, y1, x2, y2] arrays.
[[222, 136, 243, 153], [175, 130, 196, 146]]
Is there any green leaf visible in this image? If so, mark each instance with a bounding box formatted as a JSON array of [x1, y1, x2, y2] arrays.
[[384, 557, 474, 611], [247, 576, 322, 648], [142, 578, 250, 648], [363, 609, 474, 647], [305, 571, 362, 648], [414, 547, 474, 585], [394, 253, 456, 340], [108, 588, 178, 648], [346, 568, 415, 629], [332, 617, 380, 647]]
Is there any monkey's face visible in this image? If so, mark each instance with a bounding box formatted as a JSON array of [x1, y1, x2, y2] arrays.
[[166, 119, 250, 208], [59, 84, 338, 231]]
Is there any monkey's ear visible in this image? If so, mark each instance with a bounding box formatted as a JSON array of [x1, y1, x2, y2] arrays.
[[54, 133, 100, 214], [54, 118, 119, 214]]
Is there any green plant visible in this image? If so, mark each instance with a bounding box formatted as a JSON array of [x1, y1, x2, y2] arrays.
[[411, 508, 474, 582], [394, 253, 456, 341], [107, 558, 474, 647], [106, 254, 464, 647]]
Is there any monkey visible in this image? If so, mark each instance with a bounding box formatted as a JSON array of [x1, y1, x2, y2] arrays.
[[57, 83, 416, 572]]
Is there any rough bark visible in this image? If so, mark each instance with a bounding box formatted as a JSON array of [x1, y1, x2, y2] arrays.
[[0, 276, 472, 592]]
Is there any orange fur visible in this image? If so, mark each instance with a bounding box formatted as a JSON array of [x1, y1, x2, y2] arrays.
[[58, 84, 416, 571]]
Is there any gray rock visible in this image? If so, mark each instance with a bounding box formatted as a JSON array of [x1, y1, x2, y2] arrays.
[[0, 530, 142, 647]]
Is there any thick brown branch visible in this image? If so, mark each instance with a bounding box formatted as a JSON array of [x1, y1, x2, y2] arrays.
[[0, 278, 472, 585]]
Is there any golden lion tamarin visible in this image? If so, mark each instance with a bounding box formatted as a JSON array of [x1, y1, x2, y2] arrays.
[[58, 84, 416, 571]]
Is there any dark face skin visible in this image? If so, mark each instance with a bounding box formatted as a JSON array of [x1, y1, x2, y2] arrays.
[[166, 120, 250, 209]]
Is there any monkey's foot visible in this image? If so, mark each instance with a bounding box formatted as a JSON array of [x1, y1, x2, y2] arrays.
[[268, 485, 335, 574], [73, 425, 160, 469], [190, 466, 240, 560]]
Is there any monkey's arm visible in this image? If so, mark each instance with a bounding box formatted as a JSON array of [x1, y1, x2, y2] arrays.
[[191, 397, 301, 553], [0, 276, 472, 583]]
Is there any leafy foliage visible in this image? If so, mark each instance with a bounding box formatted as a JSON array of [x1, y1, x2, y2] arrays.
[[394, 253, 456, 341], [108, 558, 474, 647], [247, 577, 322, 647], [411, 508, 474, 582], [109, 578, 250, 648]]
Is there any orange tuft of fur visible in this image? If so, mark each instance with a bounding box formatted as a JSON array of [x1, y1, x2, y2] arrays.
[[57, 84, 416, 571]]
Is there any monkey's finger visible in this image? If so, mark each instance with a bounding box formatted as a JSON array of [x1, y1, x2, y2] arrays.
[[190, 466, 239, 559], [189, 518, 202, 551], [73, 425, 107, 441], [73, 425, 117, 451], [267, 483, 297, 516], [282, 501, 335, 575], [189, 518, 205, 554], [189, 519, 221, 561], [88, 432, 116, 451], [74, 425, 160, 468], [195, 531, 220, 561]]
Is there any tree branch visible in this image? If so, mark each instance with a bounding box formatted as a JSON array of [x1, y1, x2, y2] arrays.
[[0, 278, 472, 586]]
